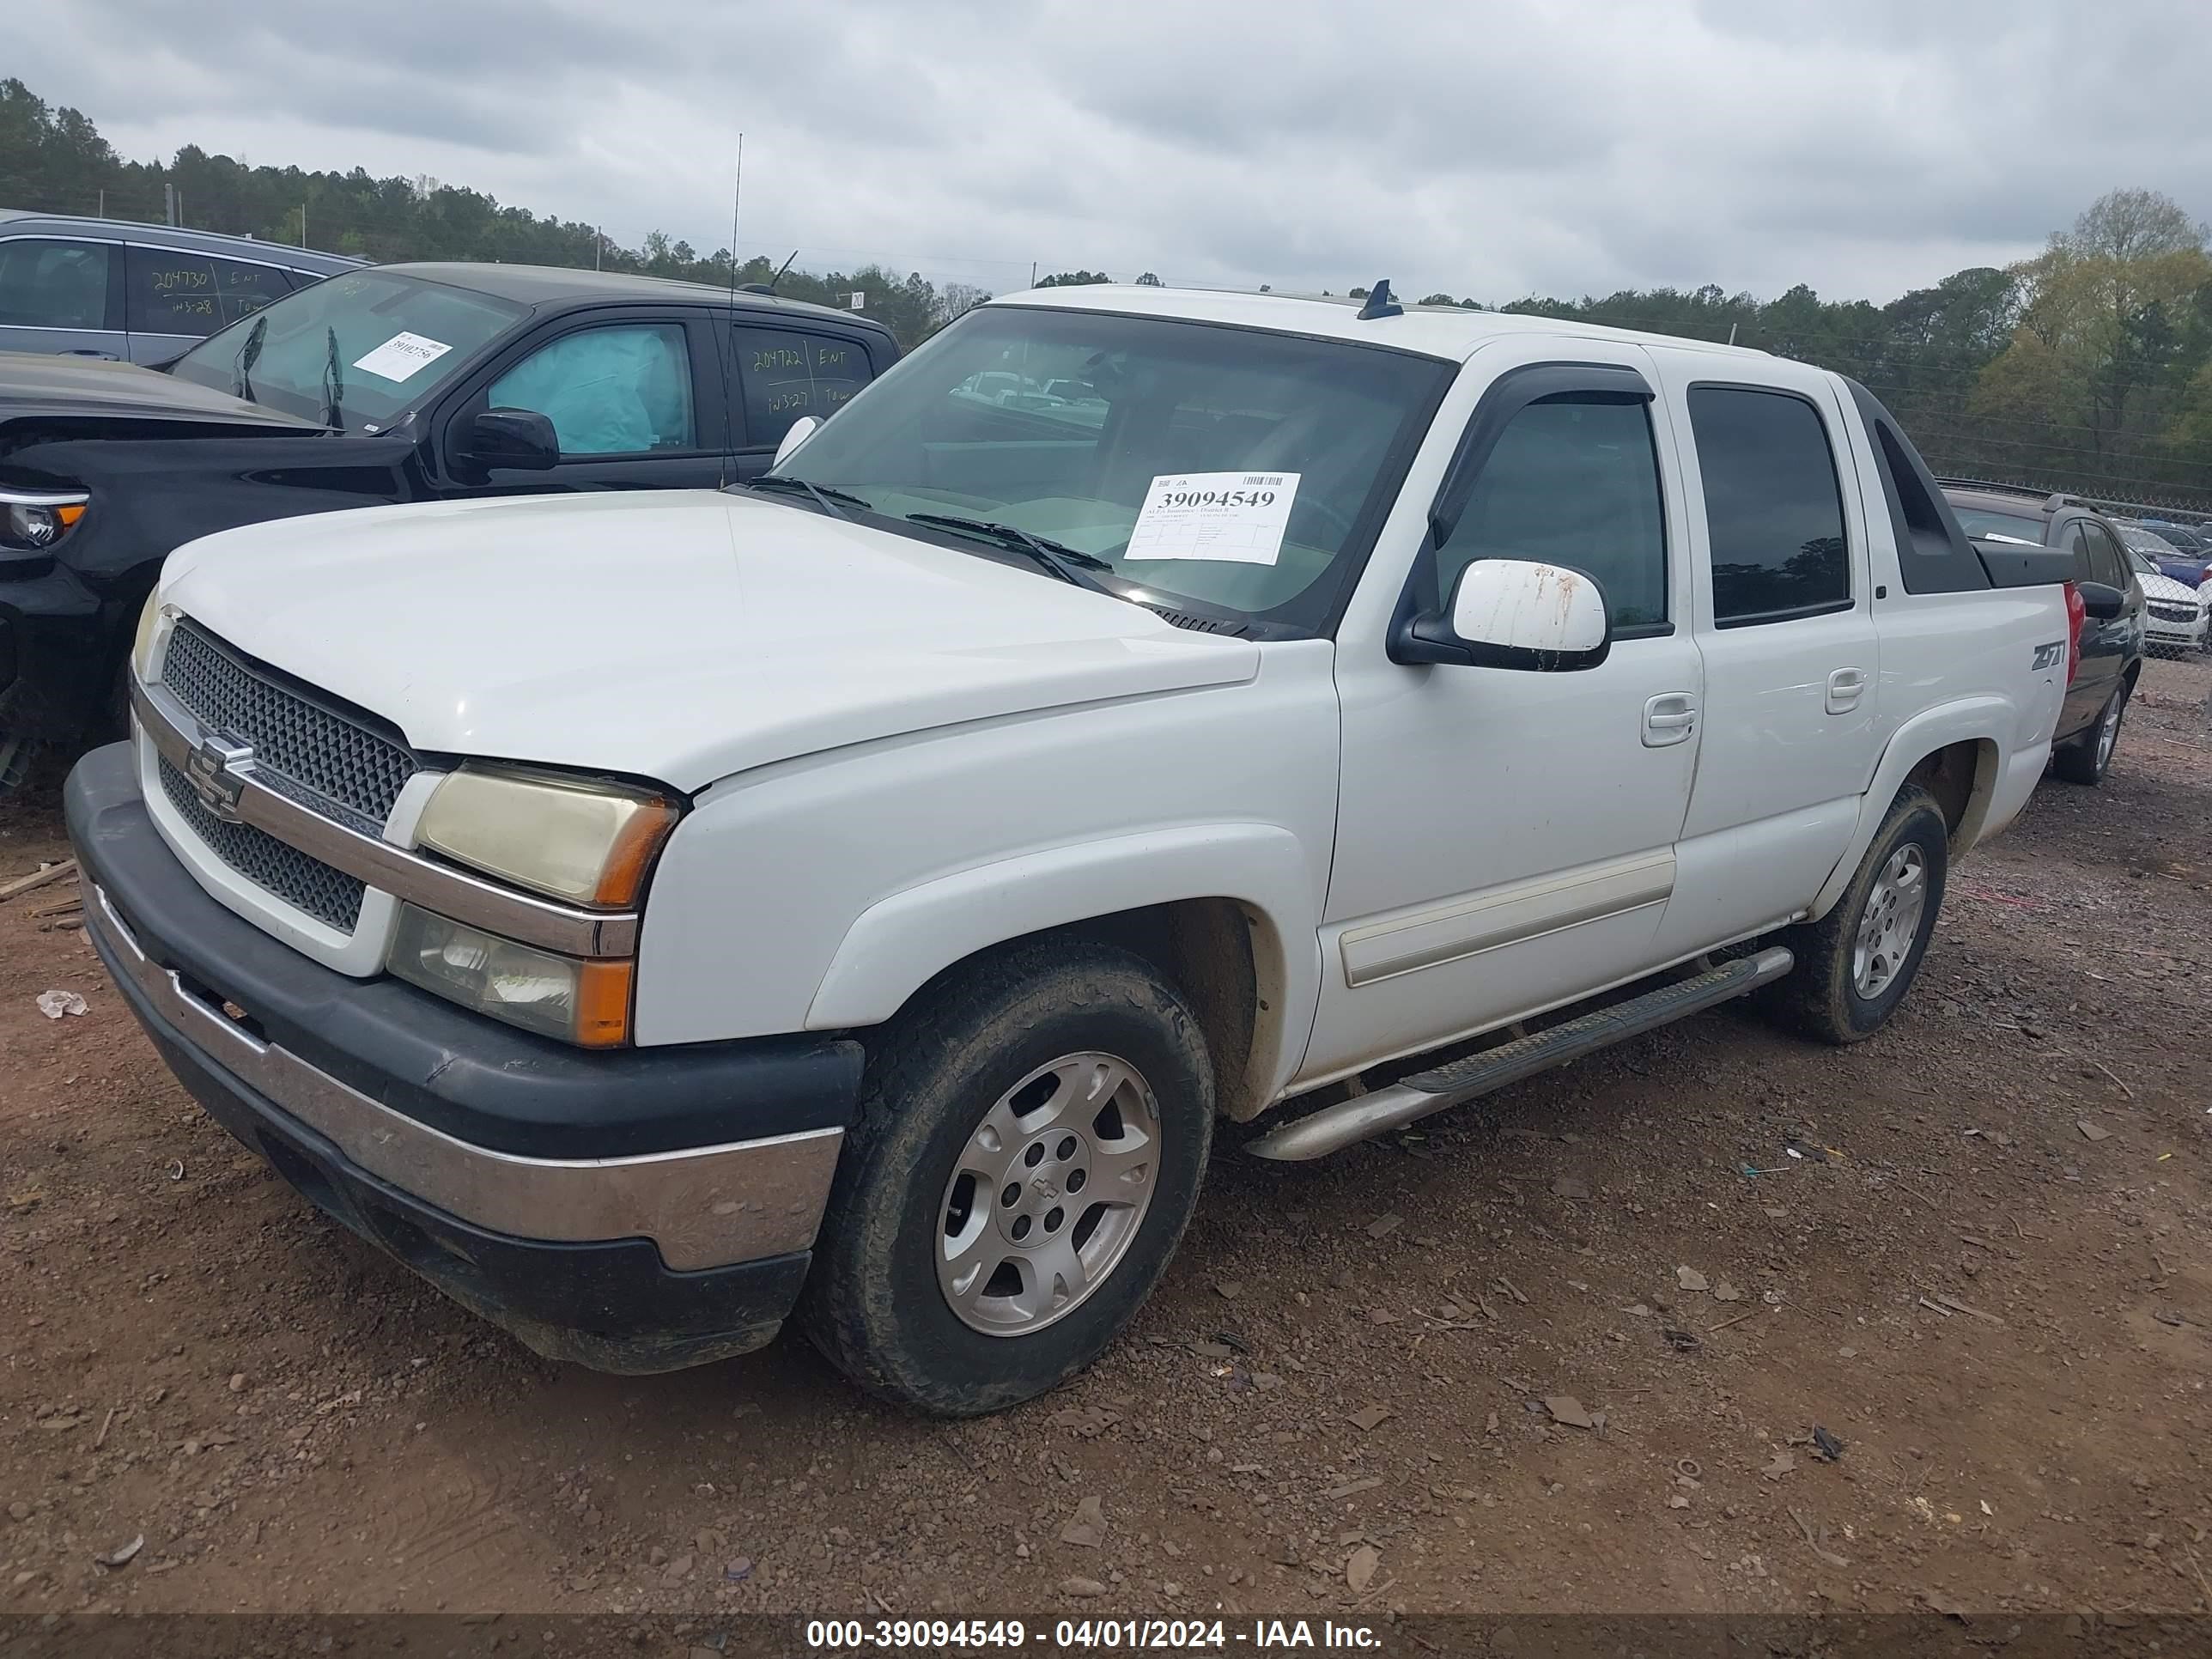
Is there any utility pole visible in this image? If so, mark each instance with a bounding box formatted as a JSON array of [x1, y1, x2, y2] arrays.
[[301, 202, 307, 247], [1030, 260, 1037, 289], [595, 227, 602, 271], [96, 188, 103, 218], [163, 184, 174, 225]]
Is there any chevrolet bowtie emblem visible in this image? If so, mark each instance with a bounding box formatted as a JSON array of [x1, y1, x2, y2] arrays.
[[185, 732, 255, 822]]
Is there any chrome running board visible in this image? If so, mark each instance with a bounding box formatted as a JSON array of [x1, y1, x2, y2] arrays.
[[1245, 946, 1795, 1161]]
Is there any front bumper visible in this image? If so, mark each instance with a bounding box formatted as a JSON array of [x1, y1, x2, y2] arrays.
[[2143, 611, 2207, 653], [68, 743, 865, 1372]]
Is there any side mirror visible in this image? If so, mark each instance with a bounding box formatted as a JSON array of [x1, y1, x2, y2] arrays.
[[773, 415, 822, 471], [1390, 558, 1612, 671], [2075, 580, 2125, 622], [460, 408, 560, 471]]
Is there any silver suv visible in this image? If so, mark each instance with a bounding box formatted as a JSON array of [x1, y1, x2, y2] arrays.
[[0, 210, 362, 365]]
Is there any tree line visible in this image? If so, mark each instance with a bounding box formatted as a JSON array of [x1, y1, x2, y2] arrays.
[[3, 78, 2207, 508]]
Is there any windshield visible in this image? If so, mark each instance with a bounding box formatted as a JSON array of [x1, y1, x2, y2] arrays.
[[778, 305, 1454, 630], [1950, 504, 2048, 544], [2145, 522, 2207, 551], [168, 270, 524, 433]]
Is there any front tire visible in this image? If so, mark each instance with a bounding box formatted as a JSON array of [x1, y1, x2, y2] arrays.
[[799, 939, 1214, 1416], [1766, 784, 1948, 1045]]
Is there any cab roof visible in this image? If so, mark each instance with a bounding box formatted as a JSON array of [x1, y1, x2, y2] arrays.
[[375, 262, 896, 334], [995, 282, 1782, 364]]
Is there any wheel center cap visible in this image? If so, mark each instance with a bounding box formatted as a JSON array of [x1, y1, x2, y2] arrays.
[[1031, 1173, 1061, 1201]]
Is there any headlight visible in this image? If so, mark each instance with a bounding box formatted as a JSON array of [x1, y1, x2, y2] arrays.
[[416, 766, 678, 907], [0, 491, 88, 553], [131, 590, 165, 681], [389, 903, 632, 1047]]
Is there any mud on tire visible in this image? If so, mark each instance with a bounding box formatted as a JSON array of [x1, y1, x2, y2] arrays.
[[1765, 784, 1948, 1045], [798, 939, 1214, 1416]]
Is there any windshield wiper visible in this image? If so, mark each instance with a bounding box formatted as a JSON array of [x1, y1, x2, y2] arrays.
[[742, 474, 871, 520], [318, 325, 344, 430], [902, 512, 1121, 595], [232, 313, 268, 404]]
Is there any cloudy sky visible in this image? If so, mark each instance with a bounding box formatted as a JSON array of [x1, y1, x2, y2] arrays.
[[15, 0, 2212, 305]]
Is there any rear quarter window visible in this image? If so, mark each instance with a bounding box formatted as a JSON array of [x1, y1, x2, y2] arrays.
[[732, 326, 876, 447], [1687, 385, 1850, 626]]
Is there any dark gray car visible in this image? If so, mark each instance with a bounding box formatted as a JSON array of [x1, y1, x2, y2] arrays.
[[1941, 480, 2145, 787], [0, 211, 363, 366]]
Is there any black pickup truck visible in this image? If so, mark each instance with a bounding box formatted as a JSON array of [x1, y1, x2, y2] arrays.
[[0, 262, 898, 792]]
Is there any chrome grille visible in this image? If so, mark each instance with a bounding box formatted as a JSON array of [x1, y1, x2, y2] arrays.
[[2148, 601, 2198, 623], [161, 620, 417, 826], [158, 757, 366, 932]]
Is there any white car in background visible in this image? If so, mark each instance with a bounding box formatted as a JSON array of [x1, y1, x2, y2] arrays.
[[2124, 544, 2209, 655]]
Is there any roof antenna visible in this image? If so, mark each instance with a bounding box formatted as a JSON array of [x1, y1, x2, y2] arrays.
[[1357, 278, 1402, 321], [741, 251, 798, 296]]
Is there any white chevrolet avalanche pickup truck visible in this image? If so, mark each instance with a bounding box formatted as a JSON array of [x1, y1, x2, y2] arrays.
[[70, 282, 2084, 1414]]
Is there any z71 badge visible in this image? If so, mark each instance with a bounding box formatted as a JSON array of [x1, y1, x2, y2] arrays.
[[2031, 641, 2067, 672]]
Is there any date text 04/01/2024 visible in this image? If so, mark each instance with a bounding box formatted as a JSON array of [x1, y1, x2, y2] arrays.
[[802, 1618, 1382, 1650]]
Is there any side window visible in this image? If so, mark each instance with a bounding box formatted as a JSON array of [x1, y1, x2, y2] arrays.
[[488, 323, 697, 457], [733, 328, 873, 447], [2062, 522, 2095, 584], [0, 239, 113, 330], [124, 248, 290, 337], [1433, 396, 1668, 629], [2085, 524, 2130, 589], [1688, 386, 1850, 626]]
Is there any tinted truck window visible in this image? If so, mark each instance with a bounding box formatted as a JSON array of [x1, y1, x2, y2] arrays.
[[1435, 397, 1668, 629], [1689, 386, 1850, 625], [733, 328, 872, 447], [126, 246, 293, 337]]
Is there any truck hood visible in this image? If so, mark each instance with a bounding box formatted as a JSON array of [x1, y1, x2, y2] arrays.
[[0, 354, 319, 434], [158, 489, 1261, 789]]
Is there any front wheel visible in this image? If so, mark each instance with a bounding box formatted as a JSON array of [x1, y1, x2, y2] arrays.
[[799, 939, 1214, 1415], [1765, 784, 1948, 1045]]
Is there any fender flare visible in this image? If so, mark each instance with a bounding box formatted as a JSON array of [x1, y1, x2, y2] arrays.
[[1809, 696, 2014, 917], [804, 822, 1322, 1102]]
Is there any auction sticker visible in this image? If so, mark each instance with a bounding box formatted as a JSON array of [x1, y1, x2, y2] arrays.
[[1125, 471, 1301, 566], [351, 331, 453, 382]]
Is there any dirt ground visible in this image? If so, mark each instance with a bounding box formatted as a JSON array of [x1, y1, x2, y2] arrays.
[[3, 660, 2208, 1626]]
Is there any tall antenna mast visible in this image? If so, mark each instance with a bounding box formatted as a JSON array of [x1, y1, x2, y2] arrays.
[[720, 135, 744, 489], [729, 133, 744, 298]]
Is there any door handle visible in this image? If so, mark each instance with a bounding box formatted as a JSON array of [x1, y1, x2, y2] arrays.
[[1826, 667, 1868, 714], [63, 348, 118, 360], [1643, 692, 1698, 748]]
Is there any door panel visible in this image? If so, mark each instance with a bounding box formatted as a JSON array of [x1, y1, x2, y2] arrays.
[[1654, 369, 1881, 953], [1310, 337, 1702, 1085]]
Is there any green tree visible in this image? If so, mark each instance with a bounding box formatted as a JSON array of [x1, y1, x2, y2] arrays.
[[1973, 189, 2211, 470]]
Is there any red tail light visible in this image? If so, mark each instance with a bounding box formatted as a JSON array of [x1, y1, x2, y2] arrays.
[[2063, 580, 2086, 685]]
